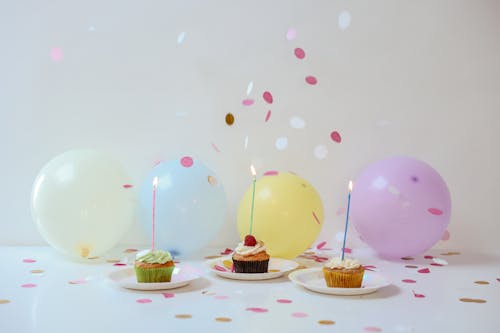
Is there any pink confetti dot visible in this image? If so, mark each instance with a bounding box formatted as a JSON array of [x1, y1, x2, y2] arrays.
[[316, 241, 327, 250], [330, 131, 342, 143], [50, 47, 63, 62], [215, 295, 229, 300], [402, 279, 416, 284], [21, 284, 37, 288], [68, 279, 86, 284], [292, 312, 308, 318], [264, 170, 279, 176], [286, 28, 297, 41], [242, 99, 254, 106], [214, 265, 227, 272], [265, 110, 272, 122], [441, 230, 450, 241], [428, 208, 443, 215], [180, 156, 193, 168], [417, 268, 430, 274], [263, 91, 273, 104], [122, 184, 133, 189], [246, 307, 268, 313], [22, 259, 36, 263], [276, 299, 292, 304], [412, 290, 425, 298], [424, 255, 434, 259], [113, 263, 127, 266], [211, 142, 221, 153], [162, 293, 175, 298], [497, 278, 500, 282], [294, 48, 306, 59], [136, 299, 152, 304], [364, 327, 382, 332], [343, 247, 352, 254], [430, 263, 444, 267], [305, 76, 317, 85]]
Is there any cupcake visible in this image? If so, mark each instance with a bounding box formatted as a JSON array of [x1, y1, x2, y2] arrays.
[[322, 257, 365, 288], [232, 235, 270, 273], [134, 249, 175, 283]]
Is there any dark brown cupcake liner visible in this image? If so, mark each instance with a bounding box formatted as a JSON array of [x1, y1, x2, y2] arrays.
[[232, 259, 269, 273]]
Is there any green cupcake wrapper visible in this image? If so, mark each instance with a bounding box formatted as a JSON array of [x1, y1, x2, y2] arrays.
[[134, 266, 174, 283], [232, 259, 269, 273]]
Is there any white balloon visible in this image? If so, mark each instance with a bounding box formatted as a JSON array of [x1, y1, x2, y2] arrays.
[[31, 150, 135, 259]]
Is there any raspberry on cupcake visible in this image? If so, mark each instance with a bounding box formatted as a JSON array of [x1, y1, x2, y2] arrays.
[[232, 235, 270, 273]]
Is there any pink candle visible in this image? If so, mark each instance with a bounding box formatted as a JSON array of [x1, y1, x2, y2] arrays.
[[152, 176, 159, 251]]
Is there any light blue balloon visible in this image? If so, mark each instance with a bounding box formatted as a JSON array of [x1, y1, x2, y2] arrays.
[[139, 156, 226, 257]]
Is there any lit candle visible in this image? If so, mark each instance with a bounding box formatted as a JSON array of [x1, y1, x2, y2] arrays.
[[341, 180, 353, 261], [152, 176, 159, 251], [249, 165, 257, 235]]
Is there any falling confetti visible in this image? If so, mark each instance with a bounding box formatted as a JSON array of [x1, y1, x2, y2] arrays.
[[330, 131, 342, 143], [496, 278, 500, 282], [246, 307, 268, 313], [122, 184, 133, 189], [364, 326, 382, 332], [338, 10, 352, 30], [292, 312, 308, 318], [405, 265, 418, 269], [215, 317, 232, 322], [177, 31, 186, 44], [276, 299, 293, 304], [290, 116, 306, 129], [286, 28, 297, 40], [402, 279, 416, 284], [305, 76, 318, 85], [242, 99, 254, 106], [244, 135, 249, 149], [211, 142, 221, 153], [428, 208, 443, 215], [275, 137, 288, 150], [318, 320, 335, 325], [220, 248, 233, 255], [265, 110, 271, 122], [314, 145, 328, 160], [430, 263, 444, 267], [263, 91, 273, 104], [208, 176, 218, 186], [50, 47, 63, 62], [246, 81, 254, 96], [294, 48, 306, 59], [23, 259, 36, 263], [459, 298, 487, 304], [0, 299, 10, 304], [264, 170, 279, 176], [316, 241, 327, 250], [21, 284, 37, 288], [424, 255, 434, 259], [180, 156, 193, 168], [175, 314, 193, 319], [412, 290, 425, 298], [162, 293, 175, 298], [312, 211, 321, 224], [225, 113, 235, 126], [474, 281, 489, 285]]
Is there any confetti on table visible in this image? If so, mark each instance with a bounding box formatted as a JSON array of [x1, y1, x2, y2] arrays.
[[405, 265, 418, 269], [441, 252, 460, 256], [177, 31, 186, 44], [215, 317, 232, 322], [294, 48, 306, 59], [292, 312, 308, 318], [338, 10, 352, 30], [0, 299, 11, 304], [162, 293, 175, 298], [364, 326, 382, 332], [263, 91, 273, 104], [22, 259, 36, 263], [124, 249, 138, 253], [136, 299, 152, 304], [246, 81, 253, 95], [50, 47, 63, 62], [412, 290, 425, 298], [330, 131, 342, 143], [87, 256, 100, 260], [401, 257, 414, 261], [318, 320, 335, 325], [242, 99, 254, 106], [21, 284, 37, 288], [246, 307, 268, 313], [441, 230, 451, 241], [417, 268, 430, 274], [474, 281, 489, 285], [402, 279, 416, 284], [286, 28, 297, 41], [277, 299, 292, 304], [428, 208, 443, 215], [459, 298, 486, 304], [265, 110, 271, 122], [175, 314, 192, 319], [225, 113, 235, 126], [31, 269, 44, 274], [305, 76, 317, 85], [68, 279, 87, 285], [180, 156, 194, 168], [122, 184, 133, 189], [424, 255, 433, 259]]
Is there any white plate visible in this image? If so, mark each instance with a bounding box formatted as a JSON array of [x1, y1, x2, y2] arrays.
[[209, 257, 298, 280], [288, 268, 390, 295], [108, 266, 200, 290]]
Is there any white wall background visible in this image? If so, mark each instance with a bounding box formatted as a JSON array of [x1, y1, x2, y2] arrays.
[[1, 1, 499, 251]]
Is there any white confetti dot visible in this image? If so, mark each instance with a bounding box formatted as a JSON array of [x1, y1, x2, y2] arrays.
[[286, 28, 297, 41], [177, 32, 186, 44], [338, 10, 351, 30], [432, 258, 448, 266], [244, 135, 249, 150], [246, 81, 253, 96], [314, 145, 328, 160], [289, 116, 306, 129], [275, 137, 288, 151]]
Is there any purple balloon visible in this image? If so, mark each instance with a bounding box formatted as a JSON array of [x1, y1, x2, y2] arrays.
[[350, 156, 451, 259]]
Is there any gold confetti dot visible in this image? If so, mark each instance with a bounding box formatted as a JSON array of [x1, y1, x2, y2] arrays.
[[215, 317, 232, 322], [31, 269, 44, 274], [223, 260, 232, 269], [441, 251, 461, 256], [0, 299, 10, 304], [459, 298, 487, 304], [208, 175, 218, 186], [269, 269, 280, 273], [204, 255, 221, 259], [303, 251, 315, 255], [106, 259, 121, 263], [225, 113, 235, 126], [474, 281, 490, 285], [175, 314, 192, 319], [87, 256, 100, 260], [80, 247, 90, 258], [401, 257, 414, 261], [318, 320, 335, 325], [405, 265, 418, 269]]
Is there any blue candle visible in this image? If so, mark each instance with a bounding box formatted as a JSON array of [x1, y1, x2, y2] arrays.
[[341, 181, 353, 261]]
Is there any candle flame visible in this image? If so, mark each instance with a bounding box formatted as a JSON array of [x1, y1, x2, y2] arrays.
[[153, 176, 159, 188], [250, 164, 256, 177], [349, 180, 353, 192]]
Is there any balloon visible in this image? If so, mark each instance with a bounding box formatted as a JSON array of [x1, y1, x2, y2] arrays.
[[350, 156, 451, 259], [31, 150, 135, 259], [237, 171, 323, 259], [139, 156, 226, 257]]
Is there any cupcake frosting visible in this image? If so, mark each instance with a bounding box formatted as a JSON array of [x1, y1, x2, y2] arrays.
[[324, 257, 360, 269], [234, 241, 266, 256], [135, 249, 172, 264]]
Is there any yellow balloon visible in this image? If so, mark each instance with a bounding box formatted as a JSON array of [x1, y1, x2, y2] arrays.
[[237, 172, 323, 259]]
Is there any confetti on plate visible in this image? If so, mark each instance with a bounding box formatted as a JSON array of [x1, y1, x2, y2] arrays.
[[124, 249, 138, 253]]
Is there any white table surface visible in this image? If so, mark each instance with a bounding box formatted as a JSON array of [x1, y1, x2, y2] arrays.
[[1, 246, 499, 333]]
